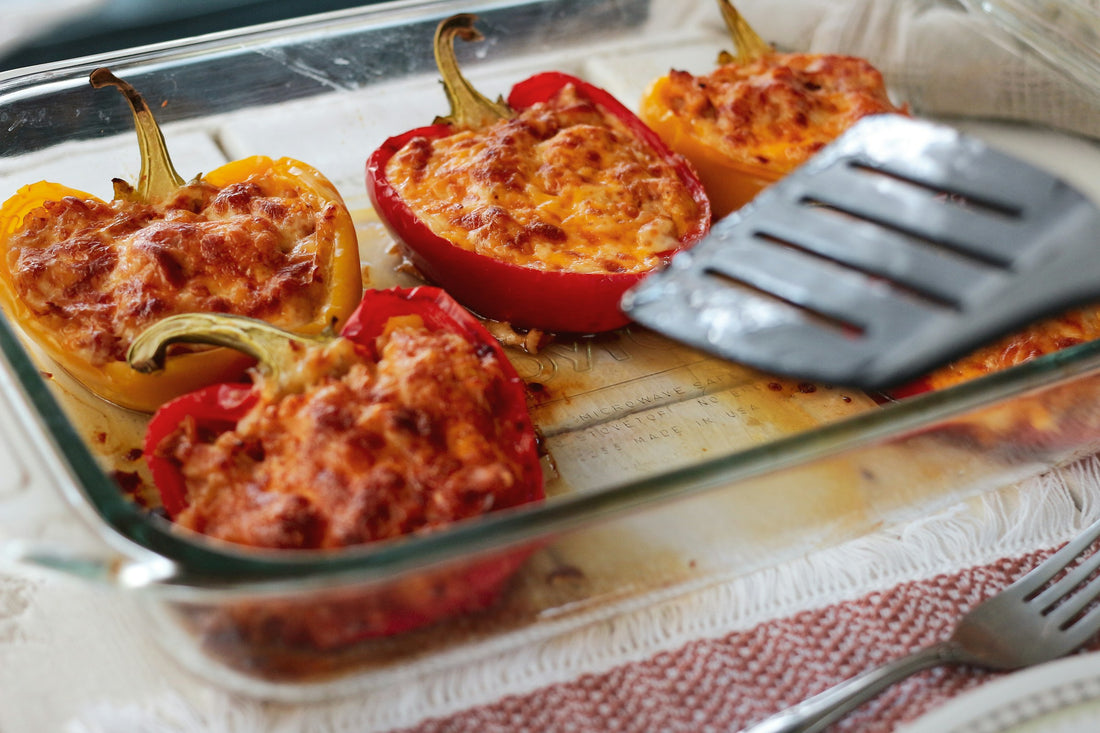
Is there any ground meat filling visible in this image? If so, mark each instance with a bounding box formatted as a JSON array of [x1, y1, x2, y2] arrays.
[[661, 53, 903, 172], [157, 322, 529, 550], [386, 83, 702, 275], [7, 177, 334, 366]]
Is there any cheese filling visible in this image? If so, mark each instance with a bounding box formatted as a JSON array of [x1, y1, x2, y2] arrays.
[[386, 83, 702, 275], [158, 321, 530, 550], [657, 53, 903, 172], [7, 176, 338, 366], [927, 308, 1100, 391]]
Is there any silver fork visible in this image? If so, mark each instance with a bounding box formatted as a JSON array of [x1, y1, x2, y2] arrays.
[[742, 516, 1100, 733]]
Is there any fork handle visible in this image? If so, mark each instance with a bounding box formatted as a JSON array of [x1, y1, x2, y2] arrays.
[[740, 641, 960, 733]]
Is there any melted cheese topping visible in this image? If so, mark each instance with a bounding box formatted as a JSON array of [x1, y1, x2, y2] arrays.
[[386, 84, 701, 275], [158, 322, 531, 550], [7, 176, 338, 365], [657, 53, 903, 172], [910, 308, 1100, 447], [926, 308, 1100, 391]]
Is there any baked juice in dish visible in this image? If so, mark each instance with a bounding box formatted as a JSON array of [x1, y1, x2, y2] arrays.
[[133, 286, 544, 644], [367, 13, 710, 334], [639, 0, 906, 218], [0, 69, 362, 413]]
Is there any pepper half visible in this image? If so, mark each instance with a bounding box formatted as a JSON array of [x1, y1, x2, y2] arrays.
[[639, 0, 906, 219], [135, 285, 543, 524], [132, 285, 543, 641], [366, 14, 710, 334], [0, 69, 362, 412]]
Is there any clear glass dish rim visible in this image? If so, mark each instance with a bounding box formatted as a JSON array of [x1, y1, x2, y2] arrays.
[[0, 0, 495, 85], [2, 0, 1099, 595], [7, 298, 1099, 595]]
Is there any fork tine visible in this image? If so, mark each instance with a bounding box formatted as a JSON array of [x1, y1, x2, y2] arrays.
[[1011, 517, 1100, 597], [1031, 543, 1100, 614], [1039, 554, 1100, 630], [1051, 577, 1100, 650]]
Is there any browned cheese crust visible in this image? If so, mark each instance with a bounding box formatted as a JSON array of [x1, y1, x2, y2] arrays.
[[927, 308, 1100, 391], [662, 53, 904, 172], [907, 308, 1100, 454], [158, 320, 530, 549], [7, 177, 338, 366], [385, 83, 703, 275]]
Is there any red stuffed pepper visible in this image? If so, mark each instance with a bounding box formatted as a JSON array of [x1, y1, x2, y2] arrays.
[[367, 14, 711, 334], [132, 286, 543, 642], [886, 308, 1100, 404]]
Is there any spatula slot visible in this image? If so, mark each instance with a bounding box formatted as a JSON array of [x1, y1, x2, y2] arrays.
[[796, 195, 1020, 270], [751, 228, 968, 311], [702, 264, 867, 338], [846, 160, 1025, 220]]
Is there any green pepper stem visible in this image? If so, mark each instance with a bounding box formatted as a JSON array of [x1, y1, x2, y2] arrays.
[[717, 0, 773, 64], [433, 14, 514, 130], [90, 68, 186, 205], [127, 312, 329, 388]]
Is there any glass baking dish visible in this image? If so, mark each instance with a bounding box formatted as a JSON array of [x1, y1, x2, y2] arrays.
[[2, 0, 1100, 701]]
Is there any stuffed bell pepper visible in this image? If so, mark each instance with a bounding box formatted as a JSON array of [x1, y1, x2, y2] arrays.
[[891, 308, 1100, 398], [0, 69, 362, 412], [367, 14, 711, 335], [131, 286, 543, 642], [639, 0, 906, 218]]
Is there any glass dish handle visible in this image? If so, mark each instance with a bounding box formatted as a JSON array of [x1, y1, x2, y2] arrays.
[[0, 366, 177, 587]]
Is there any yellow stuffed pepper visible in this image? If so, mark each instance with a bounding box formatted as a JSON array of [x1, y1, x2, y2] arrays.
[[640, 0, 906, 219], [0, 69, 362, 412]]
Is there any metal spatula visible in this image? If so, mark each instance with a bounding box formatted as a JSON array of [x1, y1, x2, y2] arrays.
[[621, 114, 1100, 390]]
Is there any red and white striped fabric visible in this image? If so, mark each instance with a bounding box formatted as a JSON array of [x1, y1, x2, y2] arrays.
[[401, 550, 1069, 733], [21, 456, 1100, 733]]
